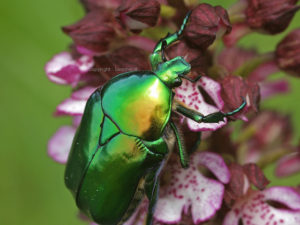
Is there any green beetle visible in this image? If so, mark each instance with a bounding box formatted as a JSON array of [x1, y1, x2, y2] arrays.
[[64, 12, 245, 225]]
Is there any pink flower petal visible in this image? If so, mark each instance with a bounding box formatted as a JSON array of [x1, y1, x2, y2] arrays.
[[223, 187, 300, 225], [127, 36, 156, 52], [45, 52, 94, 86], [71, 86, 97, 100], [73, 115, 83, 127], [197, 152, 230, 184], [123, 199, 148, 225], [155, 152, 229, 224], [48, 126, 76, 164], [260, 79, 290, 99], [175, 77, 226, 131], [249, 61, 279, 82], [276, 153, 300, 177], [76, 45, 99, 57], [56, 97, 87, 116]]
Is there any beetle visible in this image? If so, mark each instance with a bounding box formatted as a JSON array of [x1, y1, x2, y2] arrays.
[[64, 11, 246, 225]]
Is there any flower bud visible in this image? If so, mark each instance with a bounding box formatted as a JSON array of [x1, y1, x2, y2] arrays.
[[116, 0, 160, 32], [220, 75, 260, 118], [166, 41, 212, 76], [93, 46, 150, 78], [245, 111, 292, 149], [62, 9, 115, 54], [245, 0, 300, 34], [184, 3, 231, 49], [276, 29, 300, 76]]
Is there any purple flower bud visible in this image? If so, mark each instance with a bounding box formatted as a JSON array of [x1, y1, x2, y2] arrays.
[[246, 111, 292, 148], [62, 9, 116, 54], [220, 75, 260, 118], [276, 29, 300, 76], [225, 163, 249, 206], [166, 41, 212, 76], [276, 146, 300, 177], [218, 47, 257, 74], [116, 0, 160, 32], [245, 0, 300, 34], [93, 46, 151, 78], [184, 4, 231, 49], [243, 163, 269, 190]]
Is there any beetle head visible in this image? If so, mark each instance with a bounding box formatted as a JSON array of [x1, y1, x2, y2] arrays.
[[155, 56, 191, 88]]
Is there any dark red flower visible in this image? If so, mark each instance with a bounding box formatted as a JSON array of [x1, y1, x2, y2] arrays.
[[243, 163, 269, 190], [218, 47, 257, 75], [184, 3, 231, 50], [62, 9, 116, 55], [93, 46, 150, 78], [166, 41, 212, 77], [225, 163, 248, 206], [244, 111, 293, 149], [116, 0, 160, 32], [220, 75, 260, 118], [276, 28, 300, 77], [224, 162, 269, 207], [245, 0, 300, 34]]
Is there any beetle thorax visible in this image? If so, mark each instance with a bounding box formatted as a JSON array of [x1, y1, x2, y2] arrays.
[[155, 56, 191, 88]]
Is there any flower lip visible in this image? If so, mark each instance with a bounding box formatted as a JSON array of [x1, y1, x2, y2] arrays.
[[154, 151, 230, 224], [175, 76, 227, 131], [224, 186, 300, 225]]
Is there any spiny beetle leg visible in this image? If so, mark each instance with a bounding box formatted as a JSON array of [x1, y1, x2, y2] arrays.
[[145, 172, 160, 225], [169, 121, 189, 168], [173, 100, 204, 123], [201, 98, 247, 123], [174, 98, 246, 123]]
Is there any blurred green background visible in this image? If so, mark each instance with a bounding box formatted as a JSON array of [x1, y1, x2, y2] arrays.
[[0, 0, 299, 225]]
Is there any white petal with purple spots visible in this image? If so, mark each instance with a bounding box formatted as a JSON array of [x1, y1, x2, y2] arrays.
[[175, 77, 226, 131], [223, 187, 300, 225], [155, 152, 230, 224]]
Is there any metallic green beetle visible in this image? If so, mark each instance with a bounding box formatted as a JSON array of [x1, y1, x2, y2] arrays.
[[65, 12, 245, 225]]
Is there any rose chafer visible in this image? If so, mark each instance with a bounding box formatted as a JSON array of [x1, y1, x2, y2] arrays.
[[64, 11, 245, 225]]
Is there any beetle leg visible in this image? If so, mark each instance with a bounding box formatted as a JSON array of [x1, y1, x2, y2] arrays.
[[169, 121, 189, 168], [173, 98, 246, 123], [144, 171, 160, 225], [149, 11, 192, 70]]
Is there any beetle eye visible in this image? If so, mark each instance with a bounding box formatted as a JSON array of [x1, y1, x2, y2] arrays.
[[173, 77, 182, 87]]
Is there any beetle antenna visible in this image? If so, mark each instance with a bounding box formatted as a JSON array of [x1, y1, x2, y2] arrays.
[[177, 10, 192, 37]]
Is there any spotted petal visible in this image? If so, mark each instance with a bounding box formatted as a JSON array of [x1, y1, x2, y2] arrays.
[[48, 126, 76, 164], [223, 187, 300, 225], [45, 52, 94, 86], [175, 77, 226, 131], [155, 152, 230, 224]]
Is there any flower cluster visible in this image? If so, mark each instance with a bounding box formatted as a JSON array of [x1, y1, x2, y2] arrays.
[[45, 0, 300, 224]]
